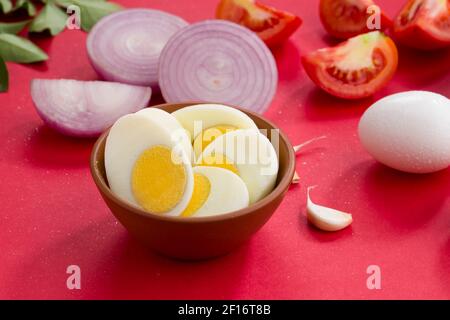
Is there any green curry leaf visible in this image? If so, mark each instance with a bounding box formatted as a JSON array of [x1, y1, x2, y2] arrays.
[[29, 3, 67, 36], [13, 0, 37, 16], [0, 0, 12, 14], [0, 57, 8, 93], [57, 0, 121, 32], [0, 20, 31, 34], [0, 34, 48, 63]]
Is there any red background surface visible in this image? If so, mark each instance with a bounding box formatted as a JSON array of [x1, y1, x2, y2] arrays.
[[0, 0, 449, 300]]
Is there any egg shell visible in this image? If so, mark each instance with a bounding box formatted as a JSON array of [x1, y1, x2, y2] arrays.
[[191, 166, 249, 217], [105, 112, 194, 216], [358, 91, 450, 174], [171, 104, 258, 141], [198, 129, 279, 204]]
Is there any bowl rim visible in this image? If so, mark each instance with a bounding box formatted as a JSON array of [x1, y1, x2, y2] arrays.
[[90, 102, 296, 224]]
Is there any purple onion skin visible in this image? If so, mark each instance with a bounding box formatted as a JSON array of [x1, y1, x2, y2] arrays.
[[158, 20, 278, 114], [87, 56, 160, 93], [34, 106, 104, 138], [87, 9, 189, 91], [30, 79, 152, 138]]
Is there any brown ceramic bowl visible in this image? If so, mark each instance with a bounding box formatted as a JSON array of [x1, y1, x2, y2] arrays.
[[90, 102, 295, 260]]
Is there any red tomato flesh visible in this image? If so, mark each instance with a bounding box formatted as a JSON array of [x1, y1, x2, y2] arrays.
[[393, 0, 450, 50], [302, 31, 398, 99], [216, 0, 302, 47], [320, 0, 392, 39]]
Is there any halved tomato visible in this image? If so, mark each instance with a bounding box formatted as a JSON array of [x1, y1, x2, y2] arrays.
[[320, 0, 392, 39], [301, 31, 398, 99], [216, 0, 302, 47], [393, 0, 450, 50]]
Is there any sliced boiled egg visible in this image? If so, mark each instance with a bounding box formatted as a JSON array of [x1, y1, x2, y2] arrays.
[[171, 104, 258, 143], [197, 129, 279, 204], [193, 124, 236, 158], [105, 112, 194, 216], [182, 166, 249, 218], [137, 108, 194, 163]]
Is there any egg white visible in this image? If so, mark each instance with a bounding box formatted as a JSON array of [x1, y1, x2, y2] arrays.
[[171, 104, 258, 141], [137, 108, 194, 163], [105, 112, 194, 216], [197, 129, 279, 204], [190, 166, 249, 217]]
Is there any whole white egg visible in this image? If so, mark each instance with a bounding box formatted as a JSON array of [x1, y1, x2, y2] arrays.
[[358, 91, 450, 174]]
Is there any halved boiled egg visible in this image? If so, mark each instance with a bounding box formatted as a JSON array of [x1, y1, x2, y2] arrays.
[[172, 104, 258, 155], [193, 124, 237, 159], [197, 129, 279, 204], [137, 108, 194, 162], [105, 110, 194, 216], [182, 166, 249, 218]]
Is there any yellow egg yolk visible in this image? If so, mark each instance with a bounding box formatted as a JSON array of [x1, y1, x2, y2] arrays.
[[193, 125, 236, 158], [131, 145, 186, 214], [197, 153, 239, 176], [181, 173, 211, 217]]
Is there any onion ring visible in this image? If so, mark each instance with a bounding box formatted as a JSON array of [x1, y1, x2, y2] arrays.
[[31, 79, 151, 137], [158, 20, 278, 113], [87, 9, 188, 89]]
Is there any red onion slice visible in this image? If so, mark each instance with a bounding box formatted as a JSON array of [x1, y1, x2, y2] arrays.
[[87, 9, 188, 89], [158, 20, 278, 114], [31, 79, 152, 137]]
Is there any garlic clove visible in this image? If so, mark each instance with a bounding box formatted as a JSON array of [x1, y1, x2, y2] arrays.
[[306, 186, 352, 232]]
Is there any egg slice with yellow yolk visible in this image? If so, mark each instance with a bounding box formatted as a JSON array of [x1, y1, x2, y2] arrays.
[[197, 152, 240, 176], [171, 104, 258, 143], [137, 108, 194, 163], [105, 112, 194, 216], [193, 125, 236, 159], [197, 129, 279, 204], [181, 166, 249, 218]]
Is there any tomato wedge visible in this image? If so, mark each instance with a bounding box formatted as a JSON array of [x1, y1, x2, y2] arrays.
[[216, 0, 302, 47], [301, 31, 398, 99], [319, 0, 392, 39], [393, 0, 450, 50]]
